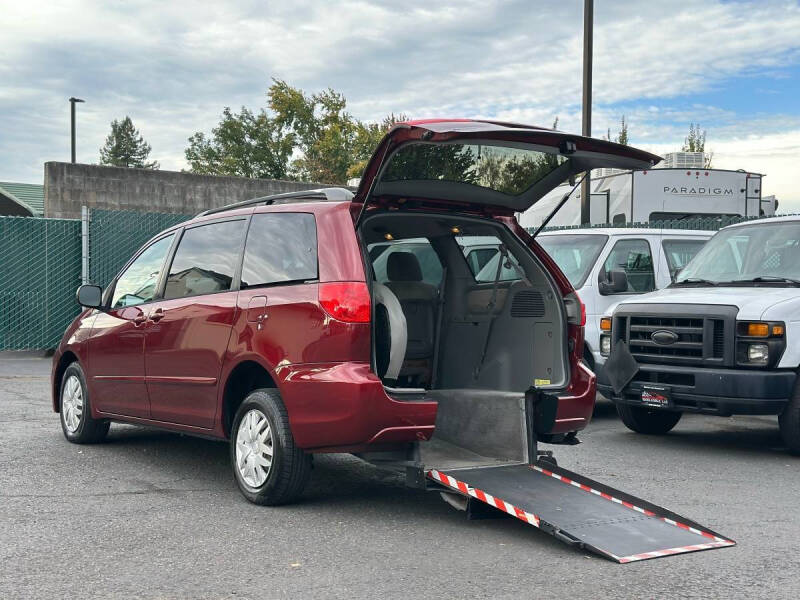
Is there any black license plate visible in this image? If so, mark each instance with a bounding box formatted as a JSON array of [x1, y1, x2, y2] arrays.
[[640, 385, 672, 409]]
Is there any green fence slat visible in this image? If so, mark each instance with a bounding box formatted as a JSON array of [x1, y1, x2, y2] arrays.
[[0, 216, 82, 350], [0, 209, 189, 350], [88, 209, 191, 288], [0, 208, 790, 350]]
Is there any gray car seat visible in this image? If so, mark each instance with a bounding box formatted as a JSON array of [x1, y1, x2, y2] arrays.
[[384, 252, 438, 384]]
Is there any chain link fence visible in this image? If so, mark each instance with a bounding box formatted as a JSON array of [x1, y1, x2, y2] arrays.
[[0, 217, 82, 349], [0, 208, 790, 351], [88, 209, 191, 288]]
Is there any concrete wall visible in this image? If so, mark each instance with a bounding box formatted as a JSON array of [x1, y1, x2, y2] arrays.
[[44, 162, 341, 219]]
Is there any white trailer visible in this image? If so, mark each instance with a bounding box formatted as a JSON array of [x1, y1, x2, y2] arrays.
[[519, 168, 775, 228]]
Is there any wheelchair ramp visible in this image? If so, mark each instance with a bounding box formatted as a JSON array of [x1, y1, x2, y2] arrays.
[[428, 463, 735, 563]]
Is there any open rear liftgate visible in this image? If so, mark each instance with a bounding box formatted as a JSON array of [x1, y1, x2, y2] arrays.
[[409, 390, 735, 563]]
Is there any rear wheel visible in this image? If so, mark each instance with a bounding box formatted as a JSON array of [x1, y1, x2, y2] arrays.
[[616, 403, 681, 434], [59, 362, 110, 444], [230, 388, 311, 505], [778, 379, 800, 454]]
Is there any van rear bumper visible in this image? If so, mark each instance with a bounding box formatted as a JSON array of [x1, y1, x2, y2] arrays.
[[276, 361, 438, 451], [597, 364, 795, 416]]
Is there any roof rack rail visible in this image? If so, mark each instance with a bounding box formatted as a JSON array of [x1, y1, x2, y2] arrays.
[[196, 187, 353, 217]]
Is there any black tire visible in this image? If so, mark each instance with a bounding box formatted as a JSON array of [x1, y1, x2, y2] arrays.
[[616, 403, 682, 435], [779, 378, 800, 454], [59, 362, 110, 444], [230, 388, 311, 505]]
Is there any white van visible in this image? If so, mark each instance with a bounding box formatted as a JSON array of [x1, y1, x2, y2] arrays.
[[534, 228, 713, 372], [598, 216, 800, 452]]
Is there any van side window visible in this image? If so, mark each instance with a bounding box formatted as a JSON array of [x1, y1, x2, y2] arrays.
[[603, 239, 654, 292], [240, 213, 318, 288], [163, 220, 246, 299], [662, 239, 707, 281], [111, 234, 175, 308]]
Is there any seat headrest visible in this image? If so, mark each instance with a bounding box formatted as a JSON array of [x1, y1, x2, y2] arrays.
[[387, 251, 423, 282]]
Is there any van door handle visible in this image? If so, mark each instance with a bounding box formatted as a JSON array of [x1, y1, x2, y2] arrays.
[[133, 313, 147, 327], [149, 308, 165, 322]]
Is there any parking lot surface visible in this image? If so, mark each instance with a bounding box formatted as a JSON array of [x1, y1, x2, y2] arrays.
[[2, 354, 799, 599]]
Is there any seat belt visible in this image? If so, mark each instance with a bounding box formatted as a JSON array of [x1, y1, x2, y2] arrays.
[[473, 245, 507, 380]]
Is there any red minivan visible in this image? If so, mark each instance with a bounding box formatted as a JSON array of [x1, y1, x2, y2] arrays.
[[53, 120, 658, 505]]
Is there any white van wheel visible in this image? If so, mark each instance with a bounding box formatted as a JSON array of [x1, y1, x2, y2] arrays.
[[616, 403, 681, 435]]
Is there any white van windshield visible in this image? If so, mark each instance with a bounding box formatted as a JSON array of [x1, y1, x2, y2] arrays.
[[677, 221, 800, 285], [537, 234, 608, 288]]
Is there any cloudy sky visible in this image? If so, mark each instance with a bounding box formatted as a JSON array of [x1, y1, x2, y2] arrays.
[[2, 0, 800, 209]]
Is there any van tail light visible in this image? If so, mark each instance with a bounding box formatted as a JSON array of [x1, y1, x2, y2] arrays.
[[319, 282, 371, 323], [564, 292, 585, 326]]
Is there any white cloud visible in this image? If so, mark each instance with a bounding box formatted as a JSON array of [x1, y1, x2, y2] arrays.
[[709, 130, 800, 212]]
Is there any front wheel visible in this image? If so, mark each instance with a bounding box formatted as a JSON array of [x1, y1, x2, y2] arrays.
[[59, 362, 110, 444], [230, 389, 311, 505], [616, 403, 682, 434]]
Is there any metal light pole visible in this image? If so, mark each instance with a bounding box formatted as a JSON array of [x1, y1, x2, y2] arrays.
[[69, 97, 85, 163], [580, 0, 593, 224]]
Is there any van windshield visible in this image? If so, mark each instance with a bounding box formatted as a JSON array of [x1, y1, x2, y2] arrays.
[[676, 221, 800, 285], [537, 234, 608, 288]]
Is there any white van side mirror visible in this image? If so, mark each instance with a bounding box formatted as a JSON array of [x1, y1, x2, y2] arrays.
[[599, 270, 628, 295]]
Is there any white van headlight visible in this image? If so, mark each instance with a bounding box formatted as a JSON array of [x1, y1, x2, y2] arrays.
[[735, 321, 785, 367], [600, 335, 611, 356], [747, 343, 769, 365]]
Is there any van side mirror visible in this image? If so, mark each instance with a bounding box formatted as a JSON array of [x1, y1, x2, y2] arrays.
[[599, 269, 628, 295], [76, 284, 103, 309]]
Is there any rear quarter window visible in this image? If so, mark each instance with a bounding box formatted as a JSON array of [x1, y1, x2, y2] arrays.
[[240, 213, 318, 288]]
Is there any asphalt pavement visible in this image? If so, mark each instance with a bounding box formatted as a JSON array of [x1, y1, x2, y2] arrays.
[[1, 353, 799, 599]]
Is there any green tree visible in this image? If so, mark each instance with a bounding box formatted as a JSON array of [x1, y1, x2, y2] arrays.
[[185, 107, 293, 179], [187, 80, 404, 184], [682, 123, 706, 152], [347, 113, 408, 179], [269, 81, 404, 183], [617, 115, 629, 145], [99, 116, 158, 169], [682, 123, 712, 167]]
